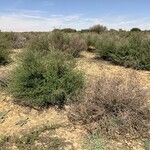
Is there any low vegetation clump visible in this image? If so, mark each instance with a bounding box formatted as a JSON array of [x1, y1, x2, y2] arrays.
[[0, 46, 9, 65], [8, 47, 84, 108], [0, 33, 10, 65], [27, 31, 87, 58], [28, 34, 50, 53], [89, 24, 108, 34], [67, 34, 87, 57], [83, 33, 99, 48], [11, 32, 27, 49], [59, 28, 77, 33], [69, 73, 149, 139], [130, 28, 141, 32], [49, 31, 69, 51], [143, 139, 150, 150], [49, 31, 87, 57], [96, 32, 150, 70], [0, 124, 74, 150], [83, 133, 106, 150]]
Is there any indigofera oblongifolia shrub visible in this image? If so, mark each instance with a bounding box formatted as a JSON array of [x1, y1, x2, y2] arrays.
[[27, 32, 87, 57], [49, 31, 87, 57], [9, 46, 84, 108], [96, 32, 150, 70], [0, 33, 10, 65]]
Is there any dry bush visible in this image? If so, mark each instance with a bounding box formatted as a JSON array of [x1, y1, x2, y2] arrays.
[[68, 72, 150, 139], [11, 33, 27, 49], [83, 33, 100, 47], [49, 31, 87, 57], [67, 34, 87, 57], [27, 34, 50, 53], [89, 24, 107, 34], [49, 31, 68, 51]]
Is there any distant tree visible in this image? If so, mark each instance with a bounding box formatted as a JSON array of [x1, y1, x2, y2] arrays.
[[52, 29, 61, 32], [144, 30, 150, 33], [130, 28, 141, 32], [109, 29, 118, 32], [89, 24, 107, 33], [119, 29, 125, 32], [61, 28, 77, 33], [118, 29, 128, 33], [80, 29, 90, 33]]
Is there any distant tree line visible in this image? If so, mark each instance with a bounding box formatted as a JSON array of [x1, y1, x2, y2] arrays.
[[52, 24, 148, 34], [1, 25, 149, 34]]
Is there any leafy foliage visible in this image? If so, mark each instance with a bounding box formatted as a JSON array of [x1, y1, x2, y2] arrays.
[[96, 32, 150, 70], [0, 33, 10, 65], [130, 28, 141, 32], [9, 48, 84, 108], [83, 133, 106, 150]]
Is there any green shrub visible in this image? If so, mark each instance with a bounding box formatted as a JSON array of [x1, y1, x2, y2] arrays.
[[0, 33, 10, 65], [0, 48, 9, 65], [49, 31, 69, 51], [96, 35, 116, 60], [26, 32, 87, 58], [61, 28, 77, 33], [83, 133, 106, 150], [96, 32, 150, 70], [28, 34, 50, 53], [83, 33, 99, 47], [9, 48, 84, 108], [0, 124, 74, 150], [143, 139, 150, 150], [11, 33, 27, 49], [49, 31, 87, 57], [130, 28, 141, 32], [67, 34, 87, 57], [80, 29, 90, 33]]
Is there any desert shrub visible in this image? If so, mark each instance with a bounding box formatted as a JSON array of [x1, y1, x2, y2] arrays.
[[49, 31, 87, 57], [69, 73, 149, 139], [27, 34, 50, 53], [67, 34, 87, 57], [89, 24, 107, 34], [143, 139, 150, 150], [0, 46, 9, 65], [96, 32, 150, 70], [26, 31, 87, 58], [83, 33, 99, 47], [80, 29, 90, 33], [0, 33, 10, 65], [96, 35, 117, 60], [49, 30, 69, 50], [11, 33, 27, 49], [0, 124, 74, 150], [61, 28, 77, 33], [9, 48, 84, 108], [130, 28, 141, 32], [0, 32, 27, 50], [109, 29, 118, 33]]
